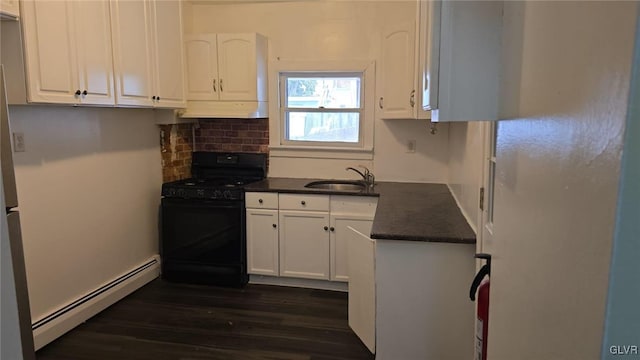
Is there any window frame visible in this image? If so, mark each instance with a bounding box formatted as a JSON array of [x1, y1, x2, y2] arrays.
[[279, 71, 364, 148], [269, 60, 376, 160]]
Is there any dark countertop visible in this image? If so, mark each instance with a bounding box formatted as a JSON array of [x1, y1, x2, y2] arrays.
[[244, 178, 476, 244]]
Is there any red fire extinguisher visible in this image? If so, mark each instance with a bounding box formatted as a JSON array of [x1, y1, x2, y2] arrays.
[[470, 253, 491, 360]]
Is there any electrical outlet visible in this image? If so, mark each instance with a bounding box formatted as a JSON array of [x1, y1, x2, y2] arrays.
[[407, 139, 416, 153], [13, 132, 25, 152]]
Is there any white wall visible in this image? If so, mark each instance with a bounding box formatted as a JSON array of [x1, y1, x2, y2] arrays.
[[9, 106, 162, 323], [447, 121, 484, 232], [187, 0, 449, 182], [488, 2, 637, 359]]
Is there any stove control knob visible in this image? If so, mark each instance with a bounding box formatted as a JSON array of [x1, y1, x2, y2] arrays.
[[196, 189, 205, 197], [214, 190, 223, 199], [223, 190, 233, 199], [176, 189, 186, 198], [168, 188, 176, 196]]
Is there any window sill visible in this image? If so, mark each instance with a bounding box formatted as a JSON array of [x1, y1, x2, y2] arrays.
[[269, 145, 374, 160]]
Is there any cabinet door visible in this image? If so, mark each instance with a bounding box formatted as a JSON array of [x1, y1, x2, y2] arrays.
[[150, 0, 185, 108], [330, 215, 373, 282], [73, 0, 114, 106], [0, 0, 19, 19], [184, 35, 219, 101], [379, 22, 416, 119], [279, 210, 330, 280], [347, 226, 376, 353], [110, 0, 154, 107], [246, 209, 279, 276], [217, 34, 257, 101], [20, 0, 79, 104]]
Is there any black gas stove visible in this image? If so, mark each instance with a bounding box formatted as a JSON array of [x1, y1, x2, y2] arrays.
[[160, 152, 267, 287], [161, 152, 266, 201]]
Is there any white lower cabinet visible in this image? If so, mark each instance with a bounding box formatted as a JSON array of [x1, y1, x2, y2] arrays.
[[279, 210, 330, 280], [245, 192, 377, 283], [347, 227, 476, 359], [246, 209, 279, 276]]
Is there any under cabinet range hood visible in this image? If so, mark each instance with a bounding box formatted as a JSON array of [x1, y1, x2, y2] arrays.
[[177, 100, 268, 119]]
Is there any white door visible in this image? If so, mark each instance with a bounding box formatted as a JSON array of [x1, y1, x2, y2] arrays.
[[330, 215, 373, 282], [246, 209, 279, 276], [217, 34, 257, 101], [347, 226, 376, 353], [479, 121, 497, 255], [73, 0, 114, 106], [379, 22, 416, 119], [110, 0, 154, 107], [150, 0, 185, 108], [21, 0, 79, 104], [279, 210, 330, 280], [184, 35, 219, 101]]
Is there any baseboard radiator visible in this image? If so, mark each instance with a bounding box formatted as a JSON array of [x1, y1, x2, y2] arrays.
[[31, 255, 161, 350]]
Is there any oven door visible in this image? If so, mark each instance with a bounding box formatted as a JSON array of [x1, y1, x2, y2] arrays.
[[160, 198, 246, 285]]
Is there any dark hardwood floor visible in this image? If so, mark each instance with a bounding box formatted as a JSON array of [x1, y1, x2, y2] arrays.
[[36, 279, 374, 360]]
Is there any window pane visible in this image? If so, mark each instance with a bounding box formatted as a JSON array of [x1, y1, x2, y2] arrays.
[[287, 112, 359, 143], [286, 77, 361, 109]]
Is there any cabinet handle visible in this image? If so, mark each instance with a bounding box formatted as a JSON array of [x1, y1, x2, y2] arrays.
[[258, 199, 263, 204], [75, 90, 81, 96], [330, 227, 335, 232], [323, 226, 329, 231], [212, 79, 217, 92], [301, 200, 306, 205], [157, 96, 160, 101], [379, 97, 384, 109], [410, 90, 416, 107], [152, 96, 157, 100], [220, 79, 224, 92], [272, 224, 277, 228]]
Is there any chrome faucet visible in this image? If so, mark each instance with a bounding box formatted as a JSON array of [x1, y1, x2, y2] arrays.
[[346, 166, 375, 188]]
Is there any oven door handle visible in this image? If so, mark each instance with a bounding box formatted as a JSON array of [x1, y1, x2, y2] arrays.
[[162, 198, 244, 209]]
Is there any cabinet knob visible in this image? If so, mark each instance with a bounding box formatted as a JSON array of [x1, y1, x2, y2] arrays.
[[324, 226, 329, 231], [75, 90, 81, 96], [379, 97, 384, 109], [272, 224, 277, 228], [330, 227, 335, 232], [258, 199, 263, 204], [152, 96, 157, 100], [82, 90, 88, 96], [157, 96, 160, 101], [301, 200, 306, 205]]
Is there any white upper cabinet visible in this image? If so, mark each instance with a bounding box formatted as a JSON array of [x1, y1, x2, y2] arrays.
[[430, 0, 503, 122], [184, 35, 218, 101], [111, 0, 185, 108], [378, 3, 431, 120], [0, 0, 19, 19], [20, 0, 114, 105], [150, 0, 185, 108], [378, 22, 417, 119], [181, 33, 268, 118]]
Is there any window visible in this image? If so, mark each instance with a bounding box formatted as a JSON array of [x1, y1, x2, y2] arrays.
[[280, 72, 364, 147]]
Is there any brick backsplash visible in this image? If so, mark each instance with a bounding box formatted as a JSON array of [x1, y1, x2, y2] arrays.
[[159, 124, 193, 182], [194, 118, 269, 154]]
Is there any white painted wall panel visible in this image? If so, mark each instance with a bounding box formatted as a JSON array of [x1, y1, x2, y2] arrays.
[[488, 2, 637, 359], [8, 106, 162, 322]]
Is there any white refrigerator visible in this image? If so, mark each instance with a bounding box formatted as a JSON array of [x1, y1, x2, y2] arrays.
[[0, 65, 35, 359]]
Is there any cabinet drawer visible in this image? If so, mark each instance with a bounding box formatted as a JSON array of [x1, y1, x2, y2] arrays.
[[330, 196, 378, 217], [279, 194, 330, 211], [245, 192, 279, 209]]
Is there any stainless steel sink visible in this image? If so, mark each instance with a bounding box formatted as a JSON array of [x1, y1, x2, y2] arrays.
[[304, 180, 367, 191]]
